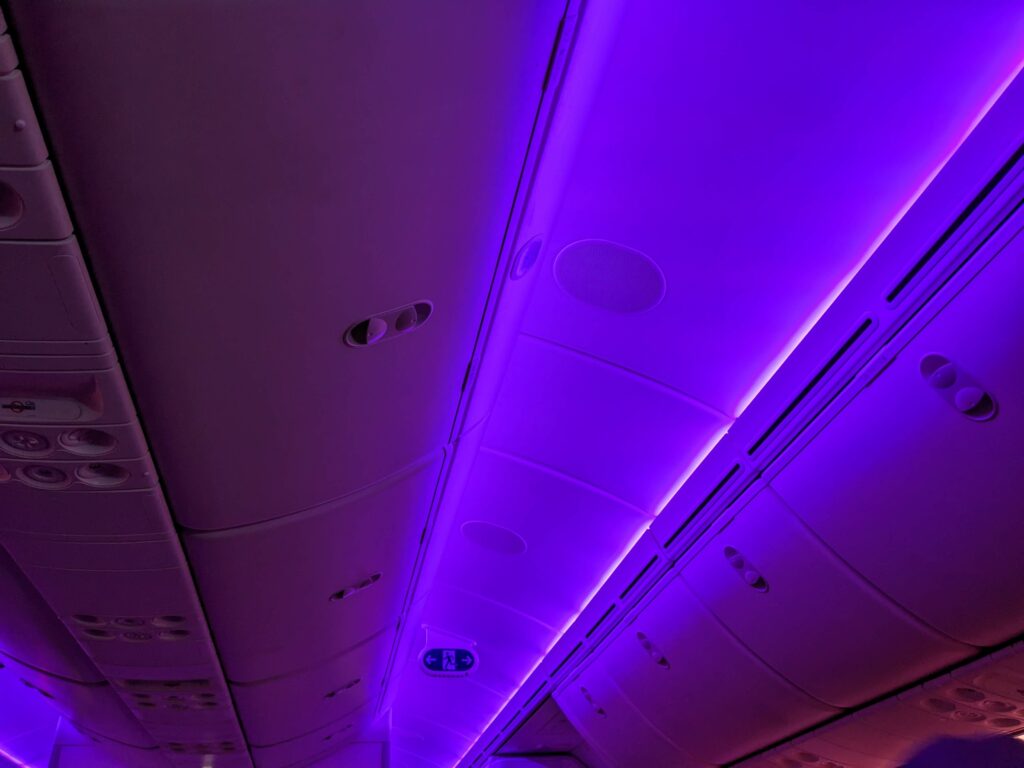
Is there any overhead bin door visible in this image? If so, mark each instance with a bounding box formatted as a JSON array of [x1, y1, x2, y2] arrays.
[[772, 230, 1024, 647], [683, 488, 970, 708]]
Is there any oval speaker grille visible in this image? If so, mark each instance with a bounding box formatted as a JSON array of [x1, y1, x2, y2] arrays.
[[553, 239, 665, 313]]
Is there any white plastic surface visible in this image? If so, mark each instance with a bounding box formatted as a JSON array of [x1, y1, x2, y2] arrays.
[[683, 488, 970, 707], [772, 237, 1024, 646]]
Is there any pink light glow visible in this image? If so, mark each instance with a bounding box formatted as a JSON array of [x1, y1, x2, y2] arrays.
[[454, 50, 1024, 768], [732, 55, 1024, 418], [0, 746, 32, 768]]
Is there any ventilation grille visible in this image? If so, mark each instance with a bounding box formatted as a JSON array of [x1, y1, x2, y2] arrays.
[[619, 556, 658, 600], [664, 463, 742, 548], [584, 605, 615, 640], [886, 143, 1024, 304], [748, 318, 874, 457], [549, 643, 582, 678]]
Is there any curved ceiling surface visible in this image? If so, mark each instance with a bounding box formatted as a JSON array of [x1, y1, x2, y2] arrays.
[[0, 1, 1021, 767], [390, 1, 1024, 766]]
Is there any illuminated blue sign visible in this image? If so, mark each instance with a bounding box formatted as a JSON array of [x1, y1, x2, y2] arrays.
[[422, 647, 477, 677]]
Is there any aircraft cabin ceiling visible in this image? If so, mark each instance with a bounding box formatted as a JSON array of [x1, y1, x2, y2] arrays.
[[0, 2, 1022, 768]]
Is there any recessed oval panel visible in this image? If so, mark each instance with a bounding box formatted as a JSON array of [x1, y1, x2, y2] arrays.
[[461, 520, 527, 556], [553, 239, 665, 313]]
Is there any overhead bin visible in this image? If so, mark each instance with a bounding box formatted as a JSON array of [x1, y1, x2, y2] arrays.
[[0, 544, 102, 683], [3, 535, 213, 674], [0, 666, 64, 767], [392, 711, 474, 768], [249, 708, 377, 768], [435, 448, 653, 629], [736, 645, 1024, 767], [555, 664, 708, 768], [484, 336, 729, 513], [232, 630, 391, 748], [6, 0, 568, 531], [499, 696, 600, 756], [2, 655, 156, 749], [600, 577, 837, 765], [771, 232, 1024, 647], [393, 662, 504, 759], [682, 487, 971, 708], [186, 456, 443, 682]]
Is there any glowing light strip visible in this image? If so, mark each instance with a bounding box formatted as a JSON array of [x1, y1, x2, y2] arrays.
[[453, 426, 729, 766], [455, 55, 1024, 768], [453, 525, 649, 766], [0, 745, 32, 768], [734, 55, 1024, 417]]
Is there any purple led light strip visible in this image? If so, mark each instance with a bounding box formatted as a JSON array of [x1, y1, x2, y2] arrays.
[[452, 55, 1024, 768], [0, 746, 32, 768]]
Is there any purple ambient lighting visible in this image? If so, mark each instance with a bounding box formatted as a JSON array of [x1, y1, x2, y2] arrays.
[[2, 1, 1024, 766], [732, 55, 1024, 418], [449, 15, 1024, 766], [0, 670, 60, 768], [0, 747, 31, 768]]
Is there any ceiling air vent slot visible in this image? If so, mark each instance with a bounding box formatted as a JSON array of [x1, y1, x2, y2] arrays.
[[619, 556, 658, 600], [550, 643, 582, 679], [886, 143, 1024, 304], [664, 463, 741, 548], [522, 683, 546, 712], [747, 318, 873, 456], [584, 605, 616, 639]]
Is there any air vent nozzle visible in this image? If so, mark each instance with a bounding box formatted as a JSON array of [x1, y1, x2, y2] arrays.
[[344, 301, 432, 347]]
